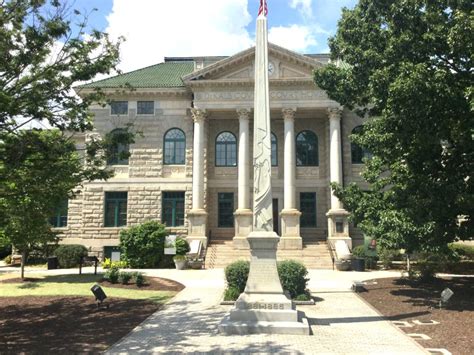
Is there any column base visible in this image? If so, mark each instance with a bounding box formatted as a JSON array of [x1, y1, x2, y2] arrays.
[[187, 209, 208, 248], [280, 209, 302, 250], [233, 209, 253, 249], [326, 208, 351, 249]]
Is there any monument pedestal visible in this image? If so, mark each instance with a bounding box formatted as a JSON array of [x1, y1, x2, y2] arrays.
[[233, 209, 253, 249], [219, 231, 310, 335], [280, 209, 303, 249]]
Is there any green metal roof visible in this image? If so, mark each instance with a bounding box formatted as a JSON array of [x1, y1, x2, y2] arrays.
[[78, 61, 195, 89]]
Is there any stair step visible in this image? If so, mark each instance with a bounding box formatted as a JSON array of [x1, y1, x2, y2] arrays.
[[204, 239, 333, 269]]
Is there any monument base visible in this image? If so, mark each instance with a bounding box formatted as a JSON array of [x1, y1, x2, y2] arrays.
[[219, 313, 310, 335], [219, 230, 310, 335]]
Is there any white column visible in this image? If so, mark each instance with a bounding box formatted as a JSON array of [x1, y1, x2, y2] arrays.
[[328, 107, 343, 210], [191, 108, 206, 211], [283, 108, 297, 210], [280, 108, 302, 249], [237, 108, 251, 210]]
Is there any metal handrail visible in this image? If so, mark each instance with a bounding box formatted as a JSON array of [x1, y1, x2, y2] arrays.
[[203, 230, 211, 269], [326, 239, 336, 270]]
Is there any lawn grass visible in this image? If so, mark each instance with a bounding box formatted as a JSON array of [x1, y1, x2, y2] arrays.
[[0, 273, 176, 303]]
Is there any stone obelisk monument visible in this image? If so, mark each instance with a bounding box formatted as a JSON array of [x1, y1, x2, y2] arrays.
[[219, 1, 310, 335]]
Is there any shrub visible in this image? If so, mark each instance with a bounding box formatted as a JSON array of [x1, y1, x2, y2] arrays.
[[0, 244, 11, 259], [4, 255, 12, 265], [377, 248, 399, 269], [173, 254, 186, 261], [223, 286, 241, 301], [277, 260, 309, 299], [295, 293, 311, 301], [352, 245, 366, 258], [55, 244, 88, 268], [449, 243, 474, 260], [412, 252, 450, 281], [175, 238, 190, 256], [104, 265, 120, 284], [134, 272, 145, 287], [119, 271, 132, 284], [119, 221, 167, 268], [225, 260, 250, 293], [102, 258, 128, 269]]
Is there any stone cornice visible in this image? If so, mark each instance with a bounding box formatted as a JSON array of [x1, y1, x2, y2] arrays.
[[76, 87, 192, 98]]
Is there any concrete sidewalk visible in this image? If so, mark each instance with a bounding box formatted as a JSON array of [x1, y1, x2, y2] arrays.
[[105, 269, 427, 354]]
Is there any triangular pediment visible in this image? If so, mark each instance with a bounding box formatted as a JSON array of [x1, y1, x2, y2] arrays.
[[182, 43, 324, 84]]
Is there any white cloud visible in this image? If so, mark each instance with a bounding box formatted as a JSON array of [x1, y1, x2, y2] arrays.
[[290, 0, 313, 18], [268, 24, 317, 52], [106, 0, 253, 72]]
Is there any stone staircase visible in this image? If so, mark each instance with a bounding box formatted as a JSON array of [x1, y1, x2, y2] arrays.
[[204, 238, 334, 269]]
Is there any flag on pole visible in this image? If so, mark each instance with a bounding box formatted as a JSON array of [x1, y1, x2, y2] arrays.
[[258, 0, 268, 16]]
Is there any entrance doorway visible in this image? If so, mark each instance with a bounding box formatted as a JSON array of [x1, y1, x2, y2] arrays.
[[272, 198, 279, 235]]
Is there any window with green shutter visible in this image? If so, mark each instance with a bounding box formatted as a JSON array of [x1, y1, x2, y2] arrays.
[[162, 191, 185, 227], [104, 192, 128, 227]]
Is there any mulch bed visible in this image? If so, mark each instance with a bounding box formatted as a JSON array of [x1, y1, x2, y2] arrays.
[[0, 296, 160, 353], [359, 277, 474, 355], [99, 276, 185, 292]]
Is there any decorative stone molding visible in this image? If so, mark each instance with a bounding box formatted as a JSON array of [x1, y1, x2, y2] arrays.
[[282, 107, 296, 121], [328, 107, 342, 121], [185, 148, 193, 177], [195, 90, 328, 102], [236, 108, 251, 120], [190, 108, 207, 122]]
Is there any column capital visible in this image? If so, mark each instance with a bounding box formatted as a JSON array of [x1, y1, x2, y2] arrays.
[[282, 107, 297, 121], [190, 108, 207, 123], [236, 108, 251, 120], [327, 107, 342, 121]]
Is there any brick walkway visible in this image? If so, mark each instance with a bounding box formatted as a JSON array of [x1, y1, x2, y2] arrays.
[[106, 269, 427, 354]]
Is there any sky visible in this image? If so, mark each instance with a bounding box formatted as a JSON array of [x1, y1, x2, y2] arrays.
[[72, 0, 358, 73]]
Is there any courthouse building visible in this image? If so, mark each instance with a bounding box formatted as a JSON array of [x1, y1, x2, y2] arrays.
[[57, 43, 369, 262]]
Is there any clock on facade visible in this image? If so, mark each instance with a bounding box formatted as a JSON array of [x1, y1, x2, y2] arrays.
[[268, 61, 275, 76]]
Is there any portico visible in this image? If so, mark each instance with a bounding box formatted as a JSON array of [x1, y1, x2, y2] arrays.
[[185, 53, 351, 250]]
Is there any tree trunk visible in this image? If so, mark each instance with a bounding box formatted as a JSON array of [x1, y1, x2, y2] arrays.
[[20, 250, 27, 280]]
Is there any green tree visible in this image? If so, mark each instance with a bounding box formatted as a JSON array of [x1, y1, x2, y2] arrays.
[[314, 0, 473, 253], [0, 0, 130, 278]]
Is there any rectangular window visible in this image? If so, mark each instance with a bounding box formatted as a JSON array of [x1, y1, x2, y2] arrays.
[[218, 192, 234, 228], [300, 192, 317, 227], [110, 101, 128, 115], [162, 192, 185, 227], [49, 199, 68, 227], [104, 192, 128, 227], [137, 101, 154, 115]]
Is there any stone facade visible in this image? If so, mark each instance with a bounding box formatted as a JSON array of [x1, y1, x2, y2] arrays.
[[58, 44, 367, 258]]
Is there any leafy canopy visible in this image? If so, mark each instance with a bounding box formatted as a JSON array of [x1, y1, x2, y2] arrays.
[[314, 0, 473, 252], [0, 1, 129, 277]]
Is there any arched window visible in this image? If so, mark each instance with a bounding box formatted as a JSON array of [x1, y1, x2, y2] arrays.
[[296, 130, 318, 166], [215, 132, 237, 167], [351, 126, 372, 164], [107, 128, 129, 165], [164, 128, 186, 165], [271, 132, 278, 166]]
